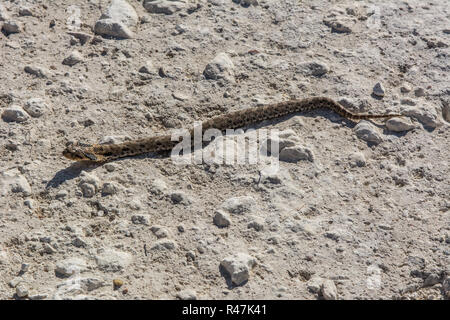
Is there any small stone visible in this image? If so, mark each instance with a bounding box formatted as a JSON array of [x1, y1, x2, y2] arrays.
[[149, 179, 167, 195], [247, 216, 264, 231], [443, 277, 450, 299], [79, 183, 96, 198], [24, 98, 48, 118], [323, 17, 352, 33], [279, 145, 314, 162], [16, 284, 28, 298], [354, 121, 383, 144], [72, 236, 87, 248], [233, 0, 258, 6], [170, 191, 191, 205], [373, 82, 385, 97], [0, 168, 32, 196], [442, 98, 450, 122], [2, 20, 22, 34], [24, 65, 50, 78], [307, 276, 324, 294], [213, 210, 231, 228], [151, 225, 170, 238], [20, 263, 30, 273], [401, 105, 439, 128], [67, 32, 92, 45], [204, 52, 235, 82], [297, 61, 329, 77], [55, 258, 88, 277], [221, 196, 255, 214], [400, 98, 417, 106], [220, 253, 256, 286], [94, 19, 134, 39], [348, 152, 366, 167], [131, 214, 150, 225], [151, 239, 177, 251], [321, 279, 338, 300], [176, 289, 197, 300], [138, 61, 156, 74], [400, 83, 412, 93], [0, 3, 10, 21], [386, 117, 415, 132], [95, 249, 133, 272], [113, 279, 124, 288], [143, 0, 186, 15], [102, 182, 118, 196], [19, 7, 33, 16], [423, 273, 440, 287], [62, 51, 83, 66], [2, 106, 30, 123], [414, 87, 425, 97]]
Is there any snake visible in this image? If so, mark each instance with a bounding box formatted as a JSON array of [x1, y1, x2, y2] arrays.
[[63, 97, 402, 162]]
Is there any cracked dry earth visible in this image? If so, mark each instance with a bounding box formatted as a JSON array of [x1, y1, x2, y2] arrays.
[[0, 0, 449, 300]]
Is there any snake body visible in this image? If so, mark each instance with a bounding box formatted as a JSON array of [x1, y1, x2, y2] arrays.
[[63, 97, 402, 162]]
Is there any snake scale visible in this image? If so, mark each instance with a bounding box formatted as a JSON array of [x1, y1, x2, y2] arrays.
[[63, 97, 402, 162]]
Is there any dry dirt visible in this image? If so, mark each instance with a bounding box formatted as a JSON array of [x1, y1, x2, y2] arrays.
[[0, 0, 449, 300]]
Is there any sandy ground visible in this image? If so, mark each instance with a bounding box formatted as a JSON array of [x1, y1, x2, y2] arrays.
[[0, 0, 449, 300]]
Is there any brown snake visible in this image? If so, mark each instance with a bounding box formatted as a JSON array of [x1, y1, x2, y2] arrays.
[[63, 97, 402, 162]]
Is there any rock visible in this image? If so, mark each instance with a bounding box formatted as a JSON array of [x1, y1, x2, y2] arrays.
[[62, 51, 83, 66], [20, 263, 30, 273], [307, 276, 324, 294], [95, 249, 133, 272], [94, 19, 134, 39], [247, 216, 264, 231], [321, 279, 338, 300], [150, 179, 168, 195], [55, 258, 88, 277], [373, 82, 385, 97], [221, 196, 255, 214], [443, 277, 450, 299], [138, 60, 156, 74], [401, 105, 439, 128], [16, 284, 28, 298], [0, 168, 31, 196], [170, 191, 191, 205], [348, 152, 366, 167], [19, 6, 33, 16], [354, 121, 383, 144], [24, 98, 48, 118], [233, 0, 258, 6], [176, 289, 197, 300], [279, 145, 314, 162], [151, 225, 170, 238], [0, 3, 9, 21], [400, 83, 412, 93], [323, 17, 352, 33], [423, 273, 440, 287], [151, 239, 177, 250], [102, 182, 118, 196], [213, 210, 231, 228], [386, 117, 415, 132], [297, 61, 329, 77], [2, 106, 29, 122], [131, 214, 150, 225], [94, 0, 138, 39], [442, 98, 450, 122], [79, 173, 100, 198], [113, 279, 124, 288], [67, 32, 92, 45], [143, 0, 186, 15], [220, 253, 256, 286], [2, 20, 22, 34], [400, 98, 417, 106], [24, 65, 50, 78], [414, 87, 425, 97], [203, 52, 235, 82]]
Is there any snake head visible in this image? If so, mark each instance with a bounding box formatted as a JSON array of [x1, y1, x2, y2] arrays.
[[63, 142, 98, 161]]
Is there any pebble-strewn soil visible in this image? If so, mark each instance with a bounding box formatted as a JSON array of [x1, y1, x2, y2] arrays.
[[0, 0, 449, 300]]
